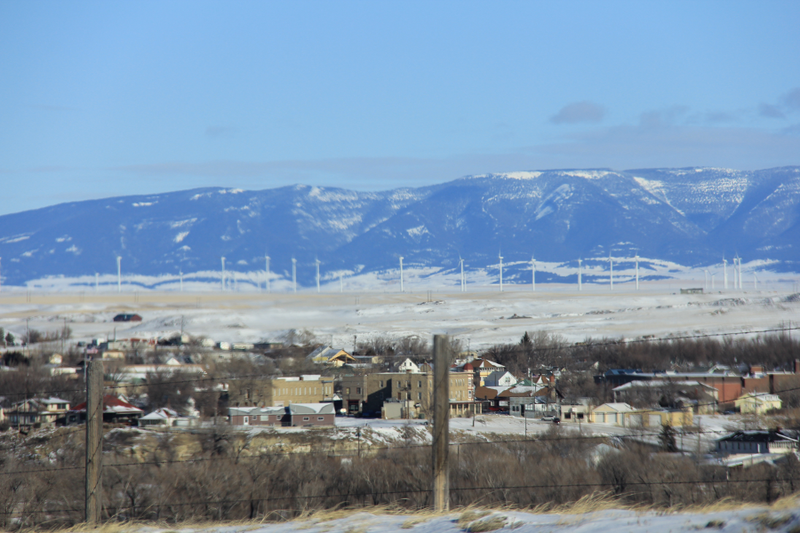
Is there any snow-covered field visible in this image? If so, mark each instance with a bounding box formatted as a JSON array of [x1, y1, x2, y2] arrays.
[[0, 287, 796, 351], [0, 281, 798, 350], [96, 504, 800, 533]]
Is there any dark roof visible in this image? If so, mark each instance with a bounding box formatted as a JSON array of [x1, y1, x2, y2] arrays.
[[718, 431, 797, 444], [113, 313, 142, 322], [606, 369, 644, 376]]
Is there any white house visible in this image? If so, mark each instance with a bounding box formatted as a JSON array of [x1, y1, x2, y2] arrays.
[[394, 358, 420, 373], [484, 370, 518, 388]]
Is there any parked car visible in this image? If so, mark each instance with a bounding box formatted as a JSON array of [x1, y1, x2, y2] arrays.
[[541, 416, 555, 421], [552, 417, 560, 424]]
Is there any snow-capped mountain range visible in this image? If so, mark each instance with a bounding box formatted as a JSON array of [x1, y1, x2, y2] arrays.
[[1, 166, 799, 289]]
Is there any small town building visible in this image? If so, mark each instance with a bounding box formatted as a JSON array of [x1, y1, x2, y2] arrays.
[[67, 395, 143, 425], [307, 346, 357, 366], [228, 403, 335, 427], [139, 407, 199, 428], [6, 397, 70, 428], [229, 375, 335, 408], [484, 370, 518, 388], [591, 403, 635, 425], [393, 358, 421, 373], [287, 403, 336, 426], [229, 406, 286, 426], [340, 371, 479, 418], [509, 395, 556, 417], [626, 408, 693, 428], [735, 392, 782, 414], [560, 403, 592, 423], [716, 431, 798, 455]]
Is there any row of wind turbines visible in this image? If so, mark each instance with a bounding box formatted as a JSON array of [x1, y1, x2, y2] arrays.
[[98, 252, 763, 294], [204, 252, 761, 294]]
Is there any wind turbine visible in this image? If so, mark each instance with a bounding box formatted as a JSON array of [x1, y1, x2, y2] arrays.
[[733, 255, 739, 290], [531, 255, 536, 292], [315, 259, 321, 293], [703, 269, 709, 291], [738, 256, 744, 290], [609, 253, 613, 290], [265, 255, 271, 293], [498, 252, 504, 292], [117, 256, 122, 293], [712, 273, 716, 290], [459, 257, 465, 292], [399, 256, 404, 293], [292, 258, 297, 293], [635, 255, 639, 291], [221, 257, 226, 291], [578, 259, 582, 291], [723, 257, 728, 290]]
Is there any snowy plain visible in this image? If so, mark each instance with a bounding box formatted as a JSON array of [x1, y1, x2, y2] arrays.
[[0, 276, 798, 352]]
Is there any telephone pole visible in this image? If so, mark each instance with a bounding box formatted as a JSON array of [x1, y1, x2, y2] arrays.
[[432, 334, 450, 511], [85, 360, 103, 525]]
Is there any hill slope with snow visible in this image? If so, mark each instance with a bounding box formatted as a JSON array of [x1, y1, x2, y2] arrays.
[[1, 167, 799, 288]]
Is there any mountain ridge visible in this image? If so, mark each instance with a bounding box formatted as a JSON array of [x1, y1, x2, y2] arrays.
[[1, 166, 799, 287]]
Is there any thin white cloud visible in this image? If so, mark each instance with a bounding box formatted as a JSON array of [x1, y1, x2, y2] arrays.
[[549, 101, 606, 124]]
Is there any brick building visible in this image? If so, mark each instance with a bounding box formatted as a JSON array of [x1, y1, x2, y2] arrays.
[[229, 374, 335, 407], [340, 371, 479, 418], [229, 402, 335, 427]]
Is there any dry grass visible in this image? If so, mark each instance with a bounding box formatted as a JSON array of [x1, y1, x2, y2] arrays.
[[464, 515, 507, 532], [749, 512, 795, 530], [400, 517, 430, 529], [39, 493, 800, 533]]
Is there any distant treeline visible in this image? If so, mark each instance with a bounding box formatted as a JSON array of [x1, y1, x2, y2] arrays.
[[485, 329, 800, 375]]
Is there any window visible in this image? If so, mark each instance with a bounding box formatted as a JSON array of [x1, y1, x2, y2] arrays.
[[318, 417, 324, 421], [418, 392, 422, 400], [357, 387, 362, 394], [418, 381, 422, 388], [380, 381, 384, 387], [346, 388, 350, 394], [303, 417, 310, 421]]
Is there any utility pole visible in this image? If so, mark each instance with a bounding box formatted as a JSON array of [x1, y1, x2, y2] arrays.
[[85, 360, 103, 525], [432, 334, 450, 512]]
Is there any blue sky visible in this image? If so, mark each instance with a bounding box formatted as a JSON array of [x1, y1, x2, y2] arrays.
[[1, 1, 799, 215]]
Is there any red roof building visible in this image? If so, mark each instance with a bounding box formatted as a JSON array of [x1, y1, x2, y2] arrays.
[[67, 395, 143, 425]]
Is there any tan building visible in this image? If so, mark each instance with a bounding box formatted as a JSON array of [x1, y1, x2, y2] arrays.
[[735, 392, 782, 414], [589, 402, 692, 427], [231, 374, 334, 407], [340, 371, 479, 418]]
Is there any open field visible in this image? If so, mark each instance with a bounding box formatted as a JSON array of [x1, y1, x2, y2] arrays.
[[0, 282, 798, 350]]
